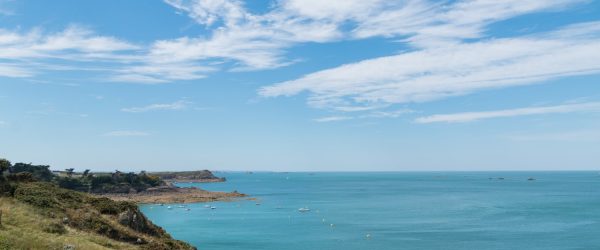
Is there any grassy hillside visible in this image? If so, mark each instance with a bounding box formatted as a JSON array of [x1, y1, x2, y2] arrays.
[[0, 197, 138, 250], [0, 181, 195, 250]]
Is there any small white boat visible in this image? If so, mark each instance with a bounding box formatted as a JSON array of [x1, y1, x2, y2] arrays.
[[178, 205, 186, 208], [167, 206, 173, 209], [298, 207, 310, 212], [210, 206, 217, 210]]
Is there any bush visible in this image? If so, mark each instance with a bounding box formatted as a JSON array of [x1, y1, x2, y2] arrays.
[[43, 222, 67, 234], [66, 210, 140, 243], [13, 182, 86, 211], [9, 163, 53, 182], [14, 183, 60, 209], [56, 177, 88, 192], [0, 179, 15, 197], [6, 172, 34, 182], [88, 197, 135, 215]]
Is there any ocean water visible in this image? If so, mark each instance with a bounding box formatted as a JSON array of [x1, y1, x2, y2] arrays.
[[140, 172, 600, 250]]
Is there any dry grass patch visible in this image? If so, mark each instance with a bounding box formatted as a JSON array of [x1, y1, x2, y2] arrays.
[[0, 197, 137, 250]]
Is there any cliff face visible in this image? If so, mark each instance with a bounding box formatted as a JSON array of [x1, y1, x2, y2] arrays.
[[0, 181, 195, 250]]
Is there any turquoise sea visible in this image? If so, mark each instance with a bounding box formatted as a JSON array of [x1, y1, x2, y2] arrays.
[[140, 172, 600, 249]]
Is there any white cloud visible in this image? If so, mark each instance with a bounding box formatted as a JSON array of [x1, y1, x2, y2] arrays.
[[152, 0, 583, 80], [121, 100, 190, 113], [102, 130, 150, 137], [415, 102, 600, 123], [165, 0, 248, 27], [260, 21, 600, 110], [314, 108, 413, 122], [0, 26, 137, 59], [154, 0, 343, 72], [362, 109, 414, 118], [0, 63, 33, 77], [353, 0, 582, 47], [313, 116, 353, 122], [0, 0, 594, 86], [508, 130, 600, 142], [0, 26, 139, 78]]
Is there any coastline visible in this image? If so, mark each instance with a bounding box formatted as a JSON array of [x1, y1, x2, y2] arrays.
[[97, 186, 245, 204], [97, 170, 241, 204], [164, 178, 225, 184]]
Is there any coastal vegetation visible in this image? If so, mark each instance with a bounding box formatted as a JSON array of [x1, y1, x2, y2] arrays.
[[0, 157, 206, 249], [150, 170, 226, 183], [1, 160, 161, 194]]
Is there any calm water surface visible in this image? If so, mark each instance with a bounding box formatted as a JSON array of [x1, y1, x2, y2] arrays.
[[140, 172, 600, 249]]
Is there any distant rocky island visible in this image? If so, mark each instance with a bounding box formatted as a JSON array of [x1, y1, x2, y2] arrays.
[[150, 170, 226, 183]]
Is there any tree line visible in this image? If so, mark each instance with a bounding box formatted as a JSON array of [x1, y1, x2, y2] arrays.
[[0, 158, 163, 194]]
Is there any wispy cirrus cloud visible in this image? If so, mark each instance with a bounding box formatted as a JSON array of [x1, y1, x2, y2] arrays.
[[152, 0, 585, 82], [0, 26, 138, 59], [415, 102, 600, 124], [102, 130, 150, 137], [261, 21, 600, 111], [313, 116, 354, 123], [0, 25, 140, 78], [508, 130, 600, 142], [0, 63, 33, 77], [314, 109, 413, 123], [0, 0, 597, 89], [121, 100, 190, 113]]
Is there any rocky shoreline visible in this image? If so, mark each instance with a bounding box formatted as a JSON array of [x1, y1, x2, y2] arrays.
[[151, 170, 226, 184], [97, 185, 245, 204], [165, 178, 225, 183]]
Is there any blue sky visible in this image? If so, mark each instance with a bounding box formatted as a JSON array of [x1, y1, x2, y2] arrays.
[[1, 0, 599, 171]]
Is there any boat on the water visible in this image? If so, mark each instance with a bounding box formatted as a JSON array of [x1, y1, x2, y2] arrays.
[[298, 207, 310, 212]]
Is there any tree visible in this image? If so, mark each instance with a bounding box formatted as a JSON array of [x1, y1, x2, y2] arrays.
[[11, 162, 53, 181], [82, 169, 91, 178], [0, 158, 10, 175], [65, 168, 75, 178]]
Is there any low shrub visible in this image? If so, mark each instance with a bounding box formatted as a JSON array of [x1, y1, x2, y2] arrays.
[[43, 222, 67, 234]]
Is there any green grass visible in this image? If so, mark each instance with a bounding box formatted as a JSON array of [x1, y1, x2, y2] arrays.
[[0, 197, 137, 250], [0, 181, 195, 250]]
